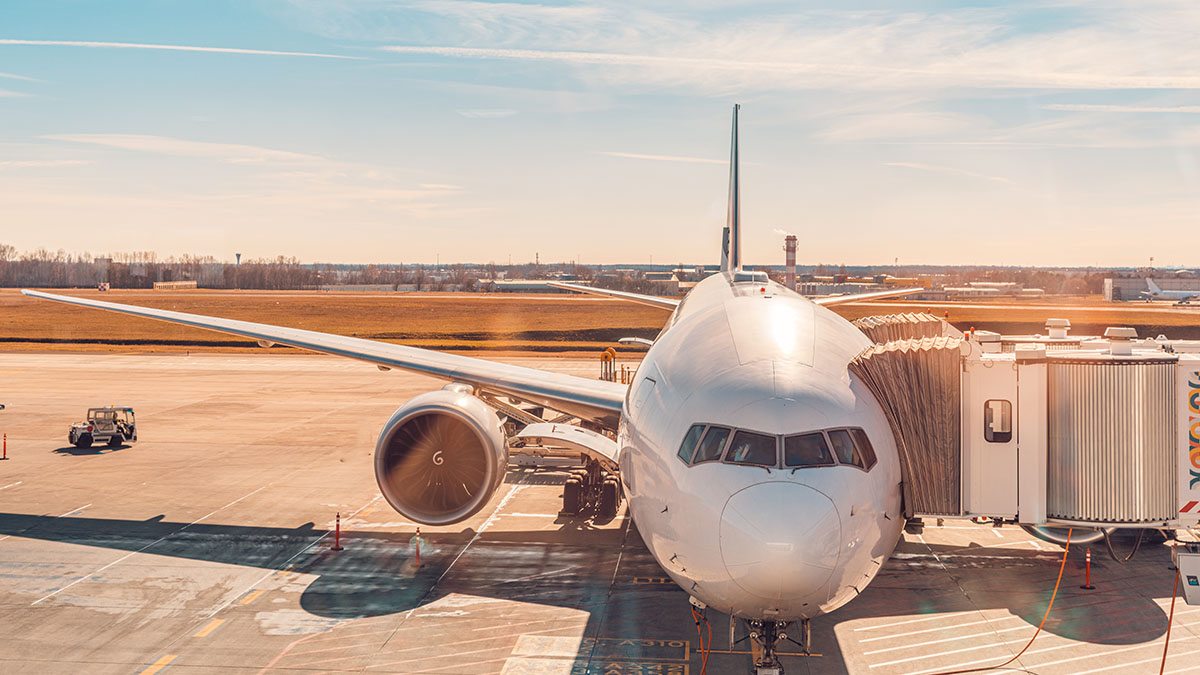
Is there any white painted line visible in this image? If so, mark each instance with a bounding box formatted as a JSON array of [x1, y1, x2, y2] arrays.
[[860, 616, 1020, 643], [0, 503, 91, 543], [870, 633, 1030, 668], [905, 634, 1197, 675], [1031, 634, 1196, 671], [1163, 647, 1200, 674], [33, 488, 265, 605], [991, 528, 1003, 539], [854, 611, 981, 632], [865, 624, 1030, 657], [58, 503, 91, 517], [206, 494, 381, 619], [0, 481, 22, 490]]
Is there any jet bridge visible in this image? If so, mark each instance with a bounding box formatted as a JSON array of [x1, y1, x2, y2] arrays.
[[850, 317, 1200, 531]]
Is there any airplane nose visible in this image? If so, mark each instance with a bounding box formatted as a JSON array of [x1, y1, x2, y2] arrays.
[[719, 482, 842, 601]]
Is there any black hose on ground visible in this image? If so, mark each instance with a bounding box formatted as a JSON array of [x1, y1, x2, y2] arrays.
[[1102, 527, 1146, 563]]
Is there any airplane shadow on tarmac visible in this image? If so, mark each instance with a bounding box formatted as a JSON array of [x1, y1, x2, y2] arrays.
[[0, 508, 1176, 652]]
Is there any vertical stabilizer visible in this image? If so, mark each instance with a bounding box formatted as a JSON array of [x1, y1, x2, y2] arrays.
[[1146, 278, 1162, 294], [722, 104, 741, 272]]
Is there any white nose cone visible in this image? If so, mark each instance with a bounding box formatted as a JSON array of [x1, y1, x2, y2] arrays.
[[719, 482, 842, 601]]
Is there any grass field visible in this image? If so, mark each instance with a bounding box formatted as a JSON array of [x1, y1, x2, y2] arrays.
[[2, 288, 1196, 356]]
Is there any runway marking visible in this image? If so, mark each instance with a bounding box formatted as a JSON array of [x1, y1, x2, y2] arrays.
[[869, 634, 1030, 668], [991, 528, 1003, 539], [290, 639, 393, 658], [865, 624, 1030, 657], [854, 611, 981, 632], [140, 654, 176, 674], [903, 633, 1197, 675], [32, 487, 266, 605], [213, 494, 381, 621], [1164, 648, 1200, 674], [0, 481, 22, 490], [238, 589, 265, 606], [300, 628, 397, 644], [1029, 634, 1198, 673], [501, 566, 577, 585], [859, 615, 1020, 643], [1084, 646, 1200, 674], [193, 619, 224, 638]]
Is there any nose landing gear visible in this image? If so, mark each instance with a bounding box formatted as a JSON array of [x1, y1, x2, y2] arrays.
[[749, 618, 814, 674]]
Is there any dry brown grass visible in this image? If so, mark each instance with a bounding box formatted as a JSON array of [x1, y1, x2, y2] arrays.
[[0, 289, 667, 355], [2, 288, 1196, 356]]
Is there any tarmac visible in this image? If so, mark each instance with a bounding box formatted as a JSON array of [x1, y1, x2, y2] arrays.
[[0, 353, 1193, 674]]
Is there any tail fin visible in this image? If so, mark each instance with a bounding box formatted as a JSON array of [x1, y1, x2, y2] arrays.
[[721, 104, 741, 272], [1146, 278, 1162, 294]]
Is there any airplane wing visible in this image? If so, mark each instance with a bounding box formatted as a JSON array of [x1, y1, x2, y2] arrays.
[[812, 287, 924, 307], [545, 281, 680, 311], [21, 290, 625, 427]]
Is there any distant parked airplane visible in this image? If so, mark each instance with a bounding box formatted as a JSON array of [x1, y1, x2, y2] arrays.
[[1142, 278, 1198, 304]]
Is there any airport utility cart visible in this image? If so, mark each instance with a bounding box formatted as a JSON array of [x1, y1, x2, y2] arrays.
[[68, 407, 137, 448]]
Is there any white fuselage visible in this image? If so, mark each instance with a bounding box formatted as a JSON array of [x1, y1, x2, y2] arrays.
[[617, 272, 904, 620]]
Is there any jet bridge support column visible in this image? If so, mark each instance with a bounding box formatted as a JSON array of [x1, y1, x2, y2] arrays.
[[1015, 348, 1048, 526]]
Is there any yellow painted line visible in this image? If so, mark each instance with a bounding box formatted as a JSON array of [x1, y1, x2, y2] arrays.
[[140, 654, 176, 674], [194, 618, 225, 638], [239, 589, 266, 606]]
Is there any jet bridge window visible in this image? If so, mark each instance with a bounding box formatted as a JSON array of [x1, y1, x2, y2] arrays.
[[693, 426, 733, 463], [784, 433, 835, 468], [724, 430, 778, 466], [984, 399, 1013, 443], [676, 424, 706, 464]]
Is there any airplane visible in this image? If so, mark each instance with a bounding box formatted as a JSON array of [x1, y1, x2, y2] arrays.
[[1141, 278, 1198, 304], [23, 104, 922, 673]]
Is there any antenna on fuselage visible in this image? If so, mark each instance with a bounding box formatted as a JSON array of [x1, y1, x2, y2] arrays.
[[721, 104, 741, 273]]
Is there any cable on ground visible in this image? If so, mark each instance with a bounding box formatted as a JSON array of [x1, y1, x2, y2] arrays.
[[930, 527, 1073, 675], [1160, 568, 1180, 674]]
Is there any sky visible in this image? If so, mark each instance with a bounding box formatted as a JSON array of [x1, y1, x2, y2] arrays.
[[1, 1, 1199, 267]]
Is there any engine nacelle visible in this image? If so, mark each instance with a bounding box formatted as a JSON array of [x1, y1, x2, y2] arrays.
[[374, 387, 508, 525]]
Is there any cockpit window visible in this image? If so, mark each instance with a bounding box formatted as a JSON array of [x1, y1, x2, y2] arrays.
[[693, 426, 732, 463], [849, 428, 878, 470], [676, 424, 705, 464], [784, 433, 835, 467], [828, 429, 862, 468], [724, 430, 777, 466]]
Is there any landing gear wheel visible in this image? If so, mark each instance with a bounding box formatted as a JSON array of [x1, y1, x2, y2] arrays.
[[74, 433, 93, 449], [561, 478, 582, 516], [598, 479, 620, 519], [749, 619, 788, 674]]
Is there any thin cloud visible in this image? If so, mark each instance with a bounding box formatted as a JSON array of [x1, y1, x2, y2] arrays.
[[1043, 103, 1200, 113], [599, 151, 725, 165], [0, 39, 363, 60], [43, 134, 323, 164], [885, 161, 1012, 185], [0, 71, 37, 81], [0, 88, 30, 98], [0, 159, 92, 169], [456, 108, 517, 118]]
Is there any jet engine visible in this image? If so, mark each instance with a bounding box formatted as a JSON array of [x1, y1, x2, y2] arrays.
[[374, 386, 507, 525]]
